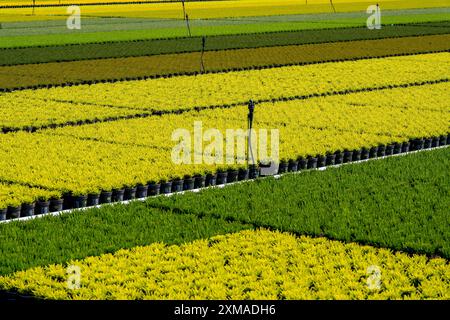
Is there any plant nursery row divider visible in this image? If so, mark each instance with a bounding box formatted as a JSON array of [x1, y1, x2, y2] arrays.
[[1, 144, 448, 225]]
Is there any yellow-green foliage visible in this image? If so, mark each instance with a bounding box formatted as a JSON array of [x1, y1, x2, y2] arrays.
[[11, 52, 447, 115], [1, 229, 448, 300], [0, 82, 448, 195], [1, 52, 447, 131], [2, 0, 447, 22]]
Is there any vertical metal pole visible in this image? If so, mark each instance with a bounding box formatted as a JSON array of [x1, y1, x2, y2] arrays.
[[200, 36, 206, 73], [185, 14, 191, 37]]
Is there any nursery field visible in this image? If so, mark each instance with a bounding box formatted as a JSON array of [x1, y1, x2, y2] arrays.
[[0, 0, 449, 301]]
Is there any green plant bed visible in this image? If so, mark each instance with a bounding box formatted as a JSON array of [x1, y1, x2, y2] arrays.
[[147, 148, 450, 259]]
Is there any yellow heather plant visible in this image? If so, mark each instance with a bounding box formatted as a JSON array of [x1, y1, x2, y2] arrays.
[[2, 52, 448, 130], [1, 229, 448, 300], [0, 82, 448, 197]]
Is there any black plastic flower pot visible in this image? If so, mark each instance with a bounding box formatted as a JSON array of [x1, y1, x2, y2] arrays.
[[288, 160, 299, 172], [249, 165, 260, 179], [112, 189, 125, 202], [136, 185, 148, 198], [226, 170, 239, 183], [72, 195, 87, 208], [124, 187, 137, 200], [205, 174, 217, 187], [62, 194, 72, 210], [360, 148, 369, 160], [369, 146, 378, 159], [334, 152, 344, 165], [307, 157, 318, 169], [7, 206, 21, 219], [351, 149, 361, 162], [385, 144, 394, 156], [439, 135, 447, 146], [343, 150, 353, 163], [160, 182, 172, 194], [36, 201, 50, 215], [183, 178, 195, 190], [194, 175, 206, 188], [298, 157, 307, 170], [377, 145, 386, 157], [393, 143, 402, 155], [317, 155, 326, 168], [401, 142, 410, 153], [87, 193, 100, 206], [216, 172, 228, 185], [100, 191, 112, 204], [171, 179, 184, 192], [49, 198, 63, 212], [431, 136, 439, 148], [325, 154, 336, 166], [21, 203, 35, 217], [424, 137, 432, 149], [278, 161, 288, 174], [148, 184, 160, 196], [0, 208, 6, 221], [238, 169, 249, 181]]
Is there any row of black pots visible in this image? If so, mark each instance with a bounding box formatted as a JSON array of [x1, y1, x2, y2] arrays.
[[1, 135, 448, 221], [277, 135, 449, 174]]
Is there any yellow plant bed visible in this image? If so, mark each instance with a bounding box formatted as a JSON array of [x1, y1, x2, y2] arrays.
[[4, 52, 448, 129], [1, 229, 448, 299], [1, 0, 448, 21], [0, 183, 60, 209], [0, 82, 448, 195]]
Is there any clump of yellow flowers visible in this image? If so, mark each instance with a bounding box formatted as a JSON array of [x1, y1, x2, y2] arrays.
[[1, 229, 448, 300]]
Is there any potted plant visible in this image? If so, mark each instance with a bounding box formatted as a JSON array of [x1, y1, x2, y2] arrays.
[[124, 185, 137, 200], [171, 177, 184, 193], [278, 158, 289, 174], [334, 150, 343, 165], [49, 195, 64, 212], [21, 201, 36, 217], [216, 168, 228, 185], [343, 148, 353, 163], [136, 183, 149, 198], [36, 196, 50, 215], [0, 207, 6, 221], [205, 170, 217, 187], [112, 187, 125, 203], [288, 158, 299, 172], [183, 175, 195, 191], [317, 154, 326, 168], [325, 151, 336, 166], [193, 173, 206, 189], [297, 156, 307, 170]]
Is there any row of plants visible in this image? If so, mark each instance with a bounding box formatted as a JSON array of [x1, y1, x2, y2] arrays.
[[1, 52, 447, 130], [2, 135, 448, 221], [146, 147, 450, 259], [0, 81, 448, 218], [0, 183, 60, 220], [1, 35, 449, 92], [1, 229, 448, 300], [1, 21, 448, 66]]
